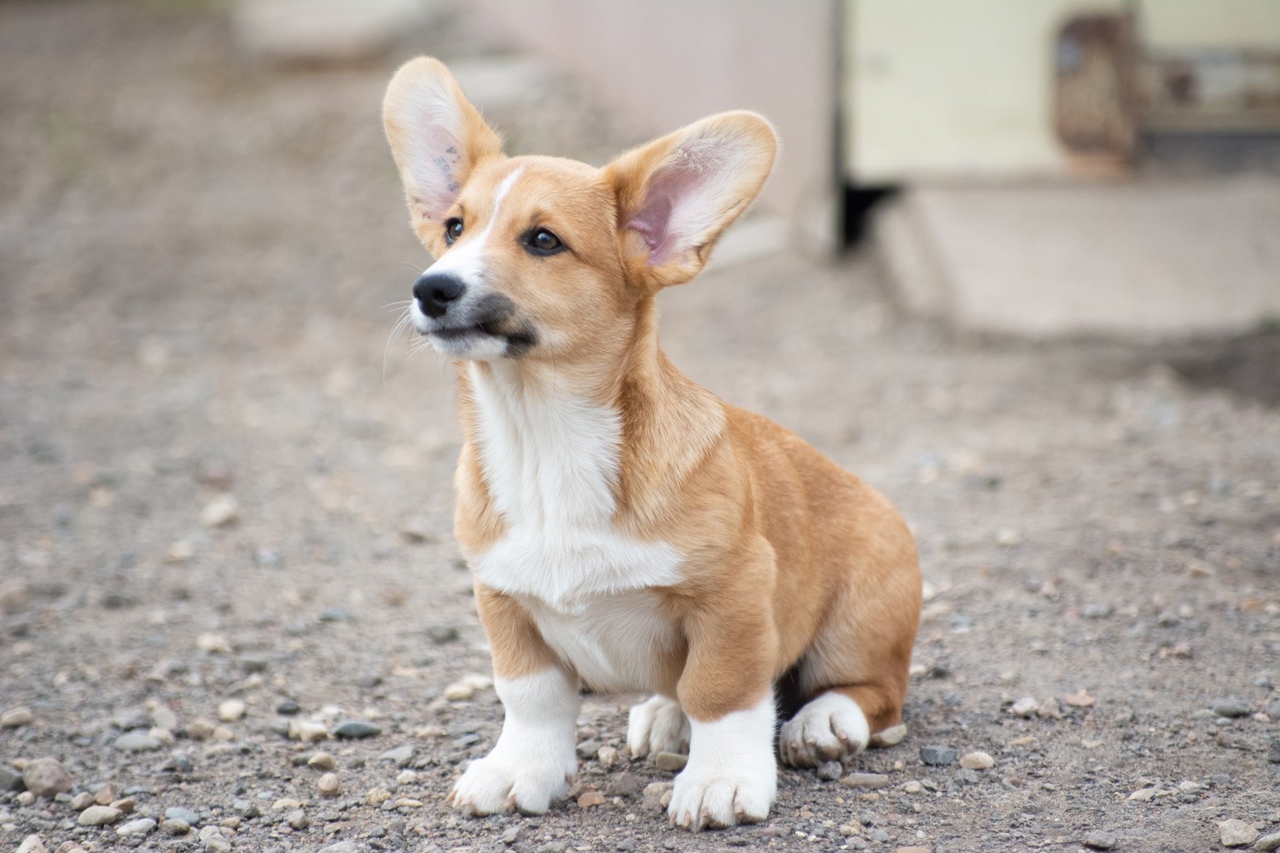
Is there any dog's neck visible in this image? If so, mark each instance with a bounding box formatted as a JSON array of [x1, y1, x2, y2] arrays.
[[457, 297, 724, 527]]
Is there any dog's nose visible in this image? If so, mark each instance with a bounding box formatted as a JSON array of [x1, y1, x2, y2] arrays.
[[413, 272, 466, 319]]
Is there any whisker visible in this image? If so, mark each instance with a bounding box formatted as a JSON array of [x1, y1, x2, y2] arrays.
[[382, 307, 416, 384]]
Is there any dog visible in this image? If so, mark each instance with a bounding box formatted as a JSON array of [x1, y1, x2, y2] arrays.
[[382, 57, 922, 831]]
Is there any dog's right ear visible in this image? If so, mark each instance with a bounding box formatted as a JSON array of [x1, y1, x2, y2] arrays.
[[383, 57, 503, 253]]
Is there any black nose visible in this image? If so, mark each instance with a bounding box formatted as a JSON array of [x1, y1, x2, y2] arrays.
[[413, 272, 466, 319]]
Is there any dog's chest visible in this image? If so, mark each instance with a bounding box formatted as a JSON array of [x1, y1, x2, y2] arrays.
[[466, 363, 684, 619]]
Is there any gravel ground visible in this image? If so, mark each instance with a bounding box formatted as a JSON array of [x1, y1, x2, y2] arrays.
[[2, 3, 1279, 852]]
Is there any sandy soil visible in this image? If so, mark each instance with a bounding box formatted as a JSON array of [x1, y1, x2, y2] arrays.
[[2, 3, 1278, 852]]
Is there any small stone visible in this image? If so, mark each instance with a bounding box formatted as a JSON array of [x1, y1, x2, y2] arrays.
[[110, 797, 136, 814], [318, 772, 341, 797], [148, 701, 179, 731], [366, 787, 393, 806], [1063, 689, 1096, 708], [604, 771, 644, 799], [919, 745, 958, 766], [53, 844, 88, 853], [959, 751, 994, 770], [869, 723, 908, 747], [22, 757, 74, 797], [576, 740, 602, 759], [1217, 819, 1258, 847], [165, 807, 200, 826], [202, 832, 231, 853], [1083, 829, 1117, 849], [199, 494, 239, 528], [116, 818, 156, 837], [654, 752, 688, 772], [395, 769, 417, 785], [2, 706, 34, 727], [16, 836, 47, 853], [427, 625, 459, 644], [290, 719, 330, 742], [69, 791, 96, 811], [840, 772, 889, 789], [217, 699, 246, 722], [816, 761, 843, 781], [287, 809, 309, 830], [502, 825, 522, 844], [1211, 698, 1252, 718], [114, 731, 162, 752], [597, 745, 621, 768], [308, 751, 337, 770], [273, 797, 304, 810], [380, 744, 414, 765], [1254, 831, 1280, 852], [277, 699, 301, 715], [1009, 697, 1039, 718], [902, 780, 922, 793], [78, 805, 123, 826], [442, 682, 475, 701], [0, 764, 24, 791], [94, 783, 116, 804], [1037, 698, 1064, 719], [1127, 787, 1158, 802], [1082, 603, 1114, 619], [577, 790, 606, 808], [318, 843, 362, 853], [162, 819, 192, 835], [333, 719, 382, 739], [196, 632, 233, 654]]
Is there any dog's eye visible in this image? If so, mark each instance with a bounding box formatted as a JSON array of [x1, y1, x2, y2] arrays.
[[444, 218, 464, 246], [525, 228, 564, 256]]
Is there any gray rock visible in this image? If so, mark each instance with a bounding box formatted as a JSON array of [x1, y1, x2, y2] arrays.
[[427, 625, 459, 644], [114, 732, 162, 752], [1255, 831, 1280, 852], [1268, 739, 1280, 764], [287, 809, 308, 830], [840, 772, 889, 788], [1082, 830, 1117, 850], [1217, 819, 1258, 847], [77, 806, 123, 826], [0, 764, 24, 791], [317, 842, 362, 853], [164, 807, 200, 826], [233, 799, 261, 819], [161, 819, 192, 835], [116, 818, 156, 837], [501, 826, 522, 844], [920, 745, 959, 766], [277, 699, 301, 716], [333, 719, 381, 739], [576, 740, 601, 759], [1210, 698, 1252, 718], [379, 745, 414, 766], [68, 792, 95, 811], [816, 761, 843, 781], [1082, 603, 1113, 619], [113, 707, 152, 731], [22, 757, 74, 798], [15, 837, 46, 853], [535, 843, 567, 853], [654, 752, 687, 772], [604, 772, 644, 798]]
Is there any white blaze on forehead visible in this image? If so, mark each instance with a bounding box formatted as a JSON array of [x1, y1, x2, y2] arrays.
[[426, 165, 525, 282]]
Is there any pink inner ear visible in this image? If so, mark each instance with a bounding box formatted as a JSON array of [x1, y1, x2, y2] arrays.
[[627, 147, 714, 266]]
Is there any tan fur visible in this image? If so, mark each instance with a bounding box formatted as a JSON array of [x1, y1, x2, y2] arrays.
[[384, 57, 921, 737]]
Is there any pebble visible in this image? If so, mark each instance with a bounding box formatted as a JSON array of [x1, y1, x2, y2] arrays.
[[202, 832, 231, 853], [115, 818, 156, 837], [869, 723, 908, 747], [307, 751, 337, 770], [840, 773, 889, 789], [196, 632, 233, 654], [1210, 698, 1252, 718], [2, 706, 34, 727], [395, 769, 417, 785], [920, 745, 958, 766], [576, 740, 602, 759], [333, 719, 382, 739], [15, 836, 46, 853], [427, 625, 459, 644], [290, 719, 330, 742], [597, 745, 621, 768], [366, 787, 393, 806], [0, 764, 24, 791], [217, 699, 246, 722], [165, 807, 200, 825], [577, 790, 606, 808], [1255, 831, 1280, 852], [902, 780, 922, 793], [443, 682, 476, 701], [277, 699, 301, 715], [110, 797, 136, 813], [1083, 829, 1117, 849], [161, 819, 192, 835], [959, 751, 994, 770], [199, 493, 240, 528], [654, 752, 688, 772], [380, 744, 414, 765], [1217, 819, 1258, 847], [94, 783, 116, 804], [69, 791, 96, 811], [817, 761, 843, 781], [114, 731, 162, 752], [318, 843, 362, 853], [287, 809, 309, 829], [1009, 697, 1039, 718], [318, 772, 341, 797], [502, 825, 522, 844], [22, 757, 74, 797], [233, 799, 261, 818], [77, 805, 123, 826]]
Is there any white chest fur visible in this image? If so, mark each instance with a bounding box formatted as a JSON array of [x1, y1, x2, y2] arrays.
[[466, 363, 684, 686]]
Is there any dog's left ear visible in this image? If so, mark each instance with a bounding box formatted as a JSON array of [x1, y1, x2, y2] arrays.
[[604, 111, 777, 289]]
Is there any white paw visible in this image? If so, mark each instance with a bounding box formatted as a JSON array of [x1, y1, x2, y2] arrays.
[[778, 691, 870, 767], [449, 750, 572, 816], [668, 695, 776, 831], [627, 694, 690, 758]]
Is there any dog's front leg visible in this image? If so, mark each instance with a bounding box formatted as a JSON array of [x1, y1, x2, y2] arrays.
[[449, 586, 580, 816], [669, 575, 779, 831]]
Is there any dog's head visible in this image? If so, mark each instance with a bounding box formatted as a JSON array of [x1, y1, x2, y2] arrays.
[[383, 57, 776, 364]]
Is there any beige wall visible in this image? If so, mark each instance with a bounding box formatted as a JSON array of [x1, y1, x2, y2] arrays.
[[467, 0, 840, 247], [1142, 0, 1280, 51]]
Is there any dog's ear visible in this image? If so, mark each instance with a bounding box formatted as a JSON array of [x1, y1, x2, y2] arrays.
[[383, 57, 503, 252], [604, 111, 777, 289]]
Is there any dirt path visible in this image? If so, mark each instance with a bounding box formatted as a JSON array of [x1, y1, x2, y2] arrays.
[[2, 3, 1278, 852]]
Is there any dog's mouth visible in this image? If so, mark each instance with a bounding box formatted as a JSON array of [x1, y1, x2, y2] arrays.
[[419, 298, 537, 359]]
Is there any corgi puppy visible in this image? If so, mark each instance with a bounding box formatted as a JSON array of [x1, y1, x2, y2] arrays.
[[382, 57, 922, 831]]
